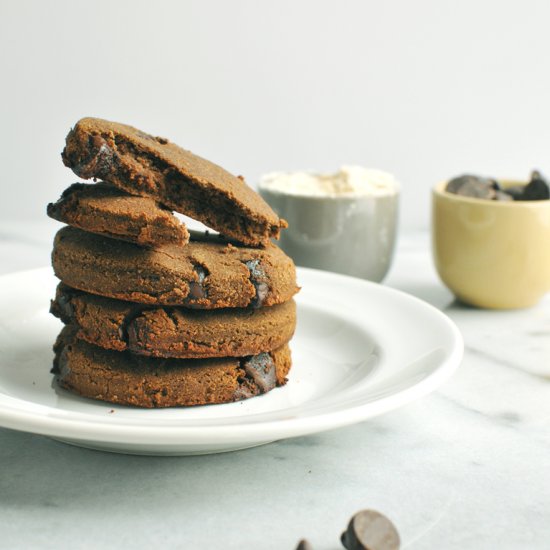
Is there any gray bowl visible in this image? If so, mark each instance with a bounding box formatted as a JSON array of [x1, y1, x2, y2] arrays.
[[259, 188, 399, 282]]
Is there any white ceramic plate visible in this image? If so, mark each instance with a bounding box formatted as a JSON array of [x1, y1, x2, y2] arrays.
[[0, 267, 462, 455]]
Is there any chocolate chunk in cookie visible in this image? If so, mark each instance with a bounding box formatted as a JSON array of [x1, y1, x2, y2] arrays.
[[341, 510, 400, 550]]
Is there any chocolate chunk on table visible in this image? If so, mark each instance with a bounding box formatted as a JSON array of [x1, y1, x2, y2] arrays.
[[341, 509, 400, 550]]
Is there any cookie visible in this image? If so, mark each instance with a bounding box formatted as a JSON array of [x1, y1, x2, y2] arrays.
[[47, 182, 189, 247], [52, 226, 299, 308], [51, 283, 297, 359], [61, 117, 286, 247], [52, 326, 292, 408]]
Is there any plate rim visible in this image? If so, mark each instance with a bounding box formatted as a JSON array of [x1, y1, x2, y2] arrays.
[[0, 266, 463, 445]]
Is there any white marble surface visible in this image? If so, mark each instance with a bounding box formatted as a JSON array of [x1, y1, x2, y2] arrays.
[[1, 220, 549, 549]]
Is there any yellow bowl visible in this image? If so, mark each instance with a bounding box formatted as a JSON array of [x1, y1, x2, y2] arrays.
[[432, 180, 550, 309]]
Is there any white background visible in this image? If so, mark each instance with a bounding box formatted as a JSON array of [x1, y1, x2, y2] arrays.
[[1, 0, 549, 230]]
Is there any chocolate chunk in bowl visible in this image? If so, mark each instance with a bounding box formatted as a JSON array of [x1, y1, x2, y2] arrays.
[[434, 172, 550, 308], [523, 170, 550, 201], [445, 174, 499, 200], [446, 170, 550, 202]]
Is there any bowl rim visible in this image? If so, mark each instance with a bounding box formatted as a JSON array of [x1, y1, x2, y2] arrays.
[[432, 180, 550, 207], [258, 182, 399, 201]]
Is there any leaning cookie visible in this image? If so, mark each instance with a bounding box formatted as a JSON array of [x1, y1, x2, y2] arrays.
[[52, 326, 292, 408], [47, 182, 189, 247], [52, 226, 299, 308], [61, 117, 286, 247], [51, 283, 297, 359]]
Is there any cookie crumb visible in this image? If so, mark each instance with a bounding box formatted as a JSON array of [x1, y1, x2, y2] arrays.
[[222, 243, 237, 254]]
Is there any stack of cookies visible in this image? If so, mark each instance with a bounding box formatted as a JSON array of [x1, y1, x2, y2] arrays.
[[47, 118, 299, 408]]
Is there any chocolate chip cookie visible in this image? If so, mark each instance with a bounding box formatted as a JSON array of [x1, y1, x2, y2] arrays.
[[62, 117, 286, 246], [53, 326, 292, 408], [47, 182, 189, 247], [51, 283, 297, 359], [52, 226, 299, 308]]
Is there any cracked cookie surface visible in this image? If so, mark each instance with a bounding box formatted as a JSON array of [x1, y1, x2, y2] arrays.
[[52, 326, 291, 408], [51, 283, 296, 359], [61, 117, 286, 247], [52, 226, 299, 308]]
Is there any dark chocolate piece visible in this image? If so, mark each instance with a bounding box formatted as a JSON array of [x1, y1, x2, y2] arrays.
[[245, 259, 269, 308], [523, 170, 550, 201], [446, 175, 497, 200], [233, 352, 278, 400], [242, 352, 276, 393], [72, 134, 117, 179], [185, 264, 208, 304], [341, 510, 400, 550], [295, 540, 313, 550]]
